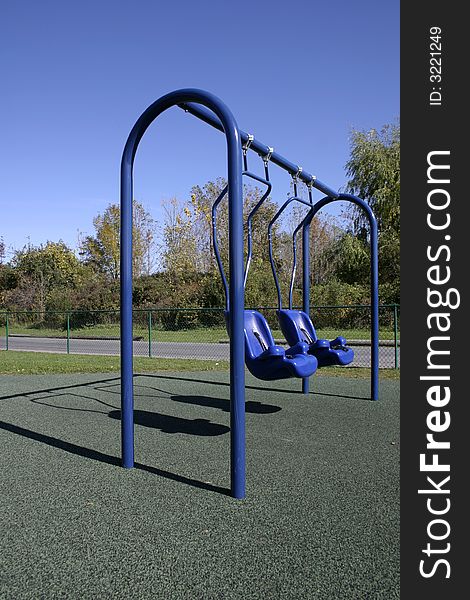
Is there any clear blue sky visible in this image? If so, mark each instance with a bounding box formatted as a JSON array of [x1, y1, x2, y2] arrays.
[[1, 0, 399, 258]]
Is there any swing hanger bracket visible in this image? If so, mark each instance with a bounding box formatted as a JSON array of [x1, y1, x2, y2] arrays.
[[306, 175, 317, 189], [263, 147, 274, 165], [242, 134, 255, 154], [292, 166, 303, 182]]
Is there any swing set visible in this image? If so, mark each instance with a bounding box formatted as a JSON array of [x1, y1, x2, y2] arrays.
[[120, 89, 379, 499]]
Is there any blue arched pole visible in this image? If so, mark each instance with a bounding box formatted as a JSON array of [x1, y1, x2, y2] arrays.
[[120, 89, 246, 498], [300, 193, 379, 400]]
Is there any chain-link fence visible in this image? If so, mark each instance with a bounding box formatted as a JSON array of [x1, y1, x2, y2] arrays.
[[0, 305, 400, 368]]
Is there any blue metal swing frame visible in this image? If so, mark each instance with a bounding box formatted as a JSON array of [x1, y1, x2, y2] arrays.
[[293, 194, 379, 398], [120, 88, 379, 501]]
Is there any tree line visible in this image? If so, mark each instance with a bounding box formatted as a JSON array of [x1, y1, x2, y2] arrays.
[[0, 123, 399, 328]]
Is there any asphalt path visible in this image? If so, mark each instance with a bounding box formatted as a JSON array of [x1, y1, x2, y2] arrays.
[[1, 335, 399, 368]]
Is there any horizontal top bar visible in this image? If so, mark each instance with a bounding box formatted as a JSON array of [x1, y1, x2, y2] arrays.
[[178, 102, 339, 199]]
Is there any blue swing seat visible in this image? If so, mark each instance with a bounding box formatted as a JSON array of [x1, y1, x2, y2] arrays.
[[277, 309, 354, 367], [243, 310, 318, 381]]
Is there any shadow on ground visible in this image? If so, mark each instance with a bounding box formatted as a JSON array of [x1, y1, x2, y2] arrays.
[[108, 408, 230, 436], [140, 373, 370, 401], [0, 372, 370, 403], [171, 395, 281, 414], [0, 371, 400, 598], [0, 419, 230, 496]]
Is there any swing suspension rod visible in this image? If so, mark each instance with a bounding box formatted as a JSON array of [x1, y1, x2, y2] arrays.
[[268, 195, 315, 311], [179, 102, 339, 199], [289, 185, 314, 309], [243, 171, 272, 288], [211, 169, 272, 311]]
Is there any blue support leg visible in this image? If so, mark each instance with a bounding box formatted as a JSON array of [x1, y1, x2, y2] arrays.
[[370, 220, 379, 401], [302, 222, 310, 395], [120, 152, 134, 467], [226, 122, 245, 500]]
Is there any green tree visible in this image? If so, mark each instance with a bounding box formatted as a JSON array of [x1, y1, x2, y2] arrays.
[[80, 200, 156, 279], [161, 178, 282, 307], [334, 123, 400, 302], [9, 241, 85, 312], [346, 123, 399, 233], [0, 264, 18, 308], [161, 196, 200, 276]]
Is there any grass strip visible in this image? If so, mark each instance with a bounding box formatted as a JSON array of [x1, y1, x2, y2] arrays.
[[0, 351, 229, 375], [0, 350, 399, 379]]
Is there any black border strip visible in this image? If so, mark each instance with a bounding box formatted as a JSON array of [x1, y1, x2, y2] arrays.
[[401, 3, 466, 597]]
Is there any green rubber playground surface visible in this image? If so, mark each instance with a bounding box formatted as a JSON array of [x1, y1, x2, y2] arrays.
[[0, 371, 399, 599]]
